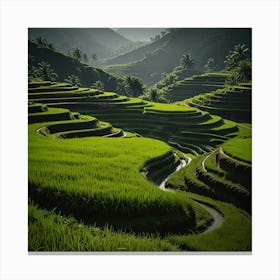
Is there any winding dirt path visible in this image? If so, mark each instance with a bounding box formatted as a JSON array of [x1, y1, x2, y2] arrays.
[[196, 202, 224, 233], [156, 153, 224, 233], [201, 153, 211, 172]]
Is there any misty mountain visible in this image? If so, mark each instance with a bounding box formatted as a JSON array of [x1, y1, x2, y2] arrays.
[[28, 28, 133, 61], [114, 28, 166, 42], [105, 28, 251, 85], [28, 41, 117, 90]]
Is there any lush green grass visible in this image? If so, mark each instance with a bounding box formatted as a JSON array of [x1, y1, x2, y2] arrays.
[[162, 72, 230, 102], [235, 123, 252, 138], [29, 122, 211, 233], [166, 146, 251, 212], [185, 83, 252, 122], [28, 82, 242, 155], [167, 193, 251, 251], [222, 137, 252, 163], [29, 203, 179, 251], [28, 80, 252, 251], [30, 192, 252, 252], [145, 102, 197, 113]]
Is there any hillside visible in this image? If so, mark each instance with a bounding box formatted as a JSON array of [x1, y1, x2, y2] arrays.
[[105, 28, 251, 85], [115, 28, 166, 42], [28, 81, 251, 251], [28, 28, 133, 61], [28, 41, 117, 90]]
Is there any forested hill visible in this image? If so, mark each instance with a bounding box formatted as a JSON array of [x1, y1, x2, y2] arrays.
[[28, 28, 132, 60], [28, 41, 117, 90], [114, 28, 165, 42], [105, 28, 251, 85]]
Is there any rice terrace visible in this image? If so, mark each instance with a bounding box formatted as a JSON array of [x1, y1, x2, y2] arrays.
[[28, 28, 252, 252]]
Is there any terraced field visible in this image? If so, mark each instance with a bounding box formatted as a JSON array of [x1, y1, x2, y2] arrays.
[[185, 83, 252, 122], [28, 80, 252, 251], [28, 82, 239, 155], [162, 72, 231, 102], [166, 136, 252, 213]]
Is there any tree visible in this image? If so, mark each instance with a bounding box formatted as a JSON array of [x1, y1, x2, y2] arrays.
[[225, 43, 249, 70], [124, 75, 144, 97], [34, 36, 56, 51], [91, 80, 104, 91], [116, 78, 127, 95], [235, 60, 252, 83], [160, 72, 179, 86], [36, 62, 58, 81], [34, 36, 48, 47], [83, 53, 88, 64], [70, 48, 83, 62], [28, 64, 39, 79], [150, 88, 158, 102], [180, 53, 194, 70], [91, 53, 97, 64], [64, 75, 82, 86], [204, 58, 216, 72]]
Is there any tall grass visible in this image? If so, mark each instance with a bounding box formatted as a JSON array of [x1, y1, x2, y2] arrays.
[[29, 203, 179, 251], [29, 122, 210, 232], [222, 137, 252, 163], [167, 193, 251, 251]]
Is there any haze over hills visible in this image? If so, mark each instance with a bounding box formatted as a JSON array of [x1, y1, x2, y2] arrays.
[[28, 28, 133, 61], [28, 41, 117, 90], [105, 28, 251, 85], [114, 28, 166, 42]]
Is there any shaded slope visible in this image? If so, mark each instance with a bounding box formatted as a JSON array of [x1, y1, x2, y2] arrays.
[[106, 28, 251, 85], [163, 72, 231, 102], [29, 41, 117, 90], [28, 28, 132, 60], [186, 83, 252, 122]]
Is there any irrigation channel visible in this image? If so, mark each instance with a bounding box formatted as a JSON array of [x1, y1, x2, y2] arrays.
[[35, 128, 224, 234], [157, 153, 224, 233]]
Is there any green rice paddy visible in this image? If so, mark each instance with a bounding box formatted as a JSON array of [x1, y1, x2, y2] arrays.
[[28, 76, 252, 251]]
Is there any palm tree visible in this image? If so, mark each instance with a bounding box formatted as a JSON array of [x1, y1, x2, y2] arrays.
[[236, 60, 252, 83], [124, 75, 144, 97], [64, 75, 82, 86], [232, 44, 249, 62], [150, 88, 158, 102], [204, 58, 216, 72], [225, 44, 249, 70], [37, 62, 58, 81], [91, 80, 104, 91], [83, 53, 88, 64], [34, 36, 47, 47], [180, 53, 194, 70], [71, 48, 82, 62]]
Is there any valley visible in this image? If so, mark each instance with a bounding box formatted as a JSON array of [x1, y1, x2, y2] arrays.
[[28, 28, 252, 252]]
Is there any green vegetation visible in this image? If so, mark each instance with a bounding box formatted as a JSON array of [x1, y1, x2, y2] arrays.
[[28, 82, 239, 155], [204, 58, 216, 72], [222, 137, 251, 163], [28, 203, 179, 251], [105, 28, 251, 85], [160, 72, 231, 102], [185, 83, 251, 122], [167, 193, 251, 251], [28, 40, 117, 90], [180, 53, 194, 70], [28, 28, 252, 252]]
